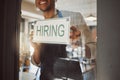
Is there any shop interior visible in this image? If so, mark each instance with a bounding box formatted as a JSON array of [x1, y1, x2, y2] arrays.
[[19, 0, 97, 80]]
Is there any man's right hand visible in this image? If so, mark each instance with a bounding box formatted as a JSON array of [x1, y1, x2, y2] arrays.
[[29, 31, 41, 49]]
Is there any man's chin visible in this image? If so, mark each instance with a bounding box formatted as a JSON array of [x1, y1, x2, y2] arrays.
[[40, 6, 51, 12], [39, 8, 46, 11]]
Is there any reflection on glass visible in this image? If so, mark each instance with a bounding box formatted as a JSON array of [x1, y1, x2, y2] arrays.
[[19, 0, 97, 80]]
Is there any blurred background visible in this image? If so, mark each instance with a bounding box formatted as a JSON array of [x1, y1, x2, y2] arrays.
[[19, 0, 97, 80], [21, 0, 97, 26]]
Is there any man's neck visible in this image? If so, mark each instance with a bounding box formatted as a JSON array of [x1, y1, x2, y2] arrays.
[[43, 8, 57, 19]]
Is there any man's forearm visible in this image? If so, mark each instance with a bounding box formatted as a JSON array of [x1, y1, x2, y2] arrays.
[[31, 48, 41, 66]]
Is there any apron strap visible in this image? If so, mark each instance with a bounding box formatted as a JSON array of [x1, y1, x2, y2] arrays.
[[57, 10, 63, 18]]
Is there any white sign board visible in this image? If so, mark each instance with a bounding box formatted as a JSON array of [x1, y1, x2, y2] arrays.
[[33, 17, 70, 44]]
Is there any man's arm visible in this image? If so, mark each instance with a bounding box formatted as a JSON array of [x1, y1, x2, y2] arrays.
[[31, 46, 41, 66], [29, 31, 41, 66]]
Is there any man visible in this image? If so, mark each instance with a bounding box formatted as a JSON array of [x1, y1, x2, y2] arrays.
[[30, 0, 94, 80]]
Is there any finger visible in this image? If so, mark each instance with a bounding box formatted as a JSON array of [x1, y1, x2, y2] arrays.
[[75, 30, 81, 36], [70, 32, 75, 39], [70, 26, 77, 32]]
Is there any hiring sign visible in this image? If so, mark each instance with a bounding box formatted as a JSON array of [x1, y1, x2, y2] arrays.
[[33, 17, 70, 44]]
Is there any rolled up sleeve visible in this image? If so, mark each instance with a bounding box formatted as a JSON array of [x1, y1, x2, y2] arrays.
[[31, 55, 41, 67]]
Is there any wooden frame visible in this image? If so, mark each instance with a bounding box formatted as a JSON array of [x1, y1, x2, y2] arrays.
[[0, 0, 21, 80]]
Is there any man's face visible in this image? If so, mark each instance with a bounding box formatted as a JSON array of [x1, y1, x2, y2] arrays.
[[35, 0, 55, 12]]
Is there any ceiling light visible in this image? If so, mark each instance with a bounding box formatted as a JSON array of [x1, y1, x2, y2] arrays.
[[85, 14, 97, 21]]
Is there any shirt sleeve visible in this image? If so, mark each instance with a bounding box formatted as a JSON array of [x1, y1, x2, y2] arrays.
[[31, 55, 41, 67]]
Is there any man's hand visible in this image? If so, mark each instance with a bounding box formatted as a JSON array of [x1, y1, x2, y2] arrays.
[[29, 31, 41, 49], [69, 26, 81, 48], [70, 26, 81, 40]]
